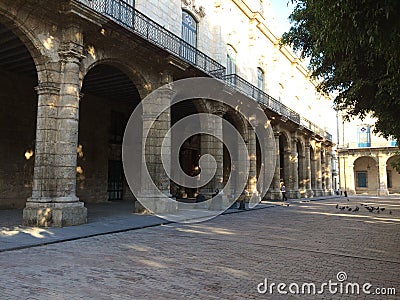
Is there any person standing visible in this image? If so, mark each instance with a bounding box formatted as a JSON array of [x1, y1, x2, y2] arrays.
[[281, 182, 288, 201]]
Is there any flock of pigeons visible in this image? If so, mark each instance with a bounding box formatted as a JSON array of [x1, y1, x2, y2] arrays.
[[335, 203, 393, 215]]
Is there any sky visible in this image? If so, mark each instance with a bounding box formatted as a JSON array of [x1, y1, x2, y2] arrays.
[[267, 0, 296, 36]]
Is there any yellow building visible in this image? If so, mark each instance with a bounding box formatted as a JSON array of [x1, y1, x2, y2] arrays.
[[337, 114, 399, 195]]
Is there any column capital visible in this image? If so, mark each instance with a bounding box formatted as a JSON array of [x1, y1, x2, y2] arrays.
[[59, 42, 85, 63], [160, 70, 174, 85], [35, 82, 60, 95]]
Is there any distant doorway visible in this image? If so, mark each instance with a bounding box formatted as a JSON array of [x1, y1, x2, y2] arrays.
[[107, 160, 124, 200]]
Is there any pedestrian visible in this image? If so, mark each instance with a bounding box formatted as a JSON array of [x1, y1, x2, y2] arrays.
[[281, 182, 288, 201], [238, 190, 247, 210], [344, 190, 348, 198]]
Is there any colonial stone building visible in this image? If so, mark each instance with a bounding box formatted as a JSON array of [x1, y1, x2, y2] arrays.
[[337, 114, 399, 195], [0, 0, 334, 226]]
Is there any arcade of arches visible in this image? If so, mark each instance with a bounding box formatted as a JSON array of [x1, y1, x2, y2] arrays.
[[0, 1, 334, 226], [338, 149, 400, 195]]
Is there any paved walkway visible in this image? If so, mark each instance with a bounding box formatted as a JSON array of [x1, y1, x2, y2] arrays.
[[1, 197, 331, 252]]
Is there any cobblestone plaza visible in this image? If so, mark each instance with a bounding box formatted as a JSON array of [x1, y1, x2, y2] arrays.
[[1, 196, 398, 299]]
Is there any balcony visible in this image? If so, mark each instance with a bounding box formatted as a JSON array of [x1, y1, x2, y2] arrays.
[[223, 74, 300, 124], [75, 0, 332, 142], [75, 0, 225, 78]]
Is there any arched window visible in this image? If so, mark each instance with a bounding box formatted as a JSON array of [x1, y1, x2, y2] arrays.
[[181, 11, 197, 63], [226, 45, 237, 75], [257, 67, 264, 91]]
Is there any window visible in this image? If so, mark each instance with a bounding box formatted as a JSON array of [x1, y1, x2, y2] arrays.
[[181, 11, 197, 63], [259, 0, 264, 14], [356, 171, 367, 188], [357, 125, 371, 147], [387, 171, 392, 188], [257, 67, 264, 91], [226, 45, 237, 75]]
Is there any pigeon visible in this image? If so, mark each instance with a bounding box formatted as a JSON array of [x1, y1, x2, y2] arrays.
[[340, 206, 346, 210], [348, 207, 352, 211], [380, 208, 385, 212], [354, 206, 359, 212]]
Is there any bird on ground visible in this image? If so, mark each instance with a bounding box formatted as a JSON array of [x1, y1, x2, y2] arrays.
[[380, 208, 385, 212], [340, 206, 346, 210], [348, 207, 352, 211], [354, 206, 359, 212]]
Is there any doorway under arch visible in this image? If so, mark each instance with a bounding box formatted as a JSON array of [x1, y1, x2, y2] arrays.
[[0, 22, 38, 209], [79, 63, 141, 205]]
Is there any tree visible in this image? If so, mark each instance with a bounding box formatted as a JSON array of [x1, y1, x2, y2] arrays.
[[281, 0, 400, 147]]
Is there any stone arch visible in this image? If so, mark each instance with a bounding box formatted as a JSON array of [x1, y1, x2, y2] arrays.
[[386, 155, 400, 194], [0, 14, 45, 209], [0, 8, 52, 83], [353, 156, 378, 195], [78, 62, 142, 205], [81, 58, 151, 100]]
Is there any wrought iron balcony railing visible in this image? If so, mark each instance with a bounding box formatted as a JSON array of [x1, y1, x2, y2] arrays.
[[75, 0, 332, 142], [223, 74, 301, 124], [76, 0, 225, 78]]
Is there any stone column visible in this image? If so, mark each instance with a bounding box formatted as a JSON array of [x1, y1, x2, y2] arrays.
[[246, 125, 257, 195], [23, 25, 87, 226], [314, 142, 324, 196], [377, 155, 389, 196], [288, 134, 300, 199], [304, 139, 313, 197], [138, 72, 174, 212], [269, 131, 281, 200], [325, 149, 333, 195]]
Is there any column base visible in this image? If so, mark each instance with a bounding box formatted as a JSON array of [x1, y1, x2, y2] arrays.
[[136, 194, 178, 214], [23, 201, 87, 227], [313, 189, 324, 197], [269, 190, 282, 200], [287, 190, 301, 199], [377, 189, 389, 196], [306, 189, 314, 198]]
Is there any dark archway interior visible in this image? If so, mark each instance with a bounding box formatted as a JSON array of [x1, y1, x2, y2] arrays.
[[0, 23, 37, 209], [310, 146, 316, 189], [279, 135, 289, 186], [79, 64, 140, 203], [171, 100, 201, 198]]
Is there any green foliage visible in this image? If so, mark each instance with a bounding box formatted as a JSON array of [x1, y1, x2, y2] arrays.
[[281, 0, 400, 145]]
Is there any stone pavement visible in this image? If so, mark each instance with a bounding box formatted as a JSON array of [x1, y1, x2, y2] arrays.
[[0, 195, 399, 299], [0, 198, 292, 252]]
